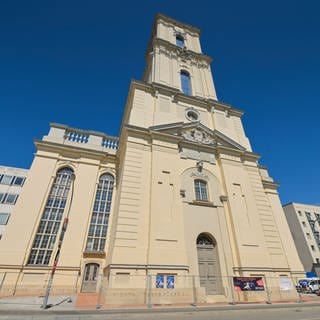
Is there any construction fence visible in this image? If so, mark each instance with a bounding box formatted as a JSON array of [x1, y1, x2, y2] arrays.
[[0, 272, 316, 309]]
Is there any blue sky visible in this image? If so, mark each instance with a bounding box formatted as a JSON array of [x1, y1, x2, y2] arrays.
[[0, 1, 319, 205]]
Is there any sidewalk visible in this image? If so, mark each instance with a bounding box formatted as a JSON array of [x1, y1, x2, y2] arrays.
[[1, 293, 320, 314]]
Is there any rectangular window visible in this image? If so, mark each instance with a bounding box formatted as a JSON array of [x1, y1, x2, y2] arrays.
[[0, 213, 10, 225], [13, 176, 25, 186], [302, 221, 306, 227], [194, 180, 208, 201], [1, 175, 13, 185], [180, 71, 192, 96], [305, 212, 312, 221], [4, 194, 18, 204], [176, 35, 185, 48], [311, 245, 315, 251]]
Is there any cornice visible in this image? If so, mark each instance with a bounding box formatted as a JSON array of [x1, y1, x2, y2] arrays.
[[148, 38, 212, 65], [155, 13, 201, 35], [262, 179, 280, 190], [107, 263, 189, 271], [233, 266, 291, 272], [217, 145, 260, 162], [127, 80, 244, 117], [34, 140, 117, 161], [124, 124, 260, 163]]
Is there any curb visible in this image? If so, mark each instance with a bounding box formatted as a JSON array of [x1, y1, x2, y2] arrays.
[[1, 301, 320, 315]]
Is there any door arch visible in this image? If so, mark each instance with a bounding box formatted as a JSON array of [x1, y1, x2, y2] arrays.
[[197, 233, 222, 295], [81, 263, 99, 292]]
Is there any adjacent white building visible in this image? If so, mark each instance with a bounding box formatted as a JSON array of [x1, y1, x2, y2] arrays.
[[0, 166, 28, 239], [283, 203, 320, 275]]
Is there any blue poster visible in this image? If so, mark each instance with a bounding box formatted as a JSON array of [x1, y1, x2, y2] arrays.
[[167, 275, 175, 289], [156, 275, 164, 288]]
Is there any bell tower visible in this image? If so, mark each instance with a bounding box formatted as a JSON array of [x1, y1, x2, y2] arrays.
[[106, 13, 304, 305], [143, 14, 217, 100]]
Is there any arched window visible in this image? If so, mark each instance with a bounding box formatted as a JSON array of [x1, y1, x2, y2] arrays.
[[86, 174, 114, 252], [176, 34, 185, 48], [180, 70, 192, 96], [194, 179, 208, 201], [197, 234, 214, 246], [28, 167, 74, 265]]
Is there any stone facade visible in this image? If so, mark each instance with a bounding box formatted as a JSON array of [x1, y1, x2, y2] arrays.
[[0, 14, 304, 304]]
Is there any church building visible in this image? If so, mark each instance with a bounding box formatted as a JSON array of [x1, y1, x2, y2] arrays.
[[0, 14, 304, 304]]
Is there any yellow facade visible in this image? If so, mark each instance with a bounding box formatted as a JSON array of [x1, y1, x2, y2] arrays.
[[0, 14, 304, 305]]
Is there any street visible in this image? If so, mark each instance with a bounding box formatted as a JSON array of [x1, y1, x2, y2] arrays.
[[1, 305, 320, 320]]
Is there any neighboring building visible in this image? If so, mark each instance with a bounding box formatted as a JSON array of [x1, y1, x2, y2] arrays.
[[0, 14, 304, 304], [0, 166, 28, 239], [283, 203, 320, 276]]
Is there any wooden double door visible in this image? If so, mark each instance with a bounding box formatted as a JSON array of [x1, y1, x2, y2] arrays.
[[197, 235, 222, 295], [81, 263, 99, 293]]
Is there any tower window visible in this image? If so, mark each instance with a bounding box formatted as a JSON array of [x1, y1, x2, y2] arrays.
[[176, 35, 185, 48], [194, 179, 208, 201], [180, 70, 192, 96]]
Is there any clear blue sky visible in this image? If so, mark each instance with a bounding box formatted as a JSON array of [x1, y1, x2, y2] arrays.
[[0, 1, 319, 205]]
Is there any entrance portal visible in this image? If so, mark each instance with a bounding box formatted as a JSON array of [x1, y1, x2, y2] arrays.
[[197, 234, 222, 295]]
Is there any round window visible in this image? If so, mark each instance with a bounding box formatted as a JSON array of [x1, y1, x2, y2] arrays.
[[186, 109, 199, 121]]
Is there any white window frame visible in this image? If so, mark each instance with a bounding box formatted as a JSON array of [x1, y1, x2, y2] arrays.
[[4, 194, 18, 204], [1, 175, 13, 185], [194, 179, 209, 201], [0, 213, 10, 225]]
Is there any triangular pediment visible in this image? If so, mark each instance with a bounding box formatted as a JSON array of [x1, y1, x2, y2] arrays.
[[149, 121, 246, 151]]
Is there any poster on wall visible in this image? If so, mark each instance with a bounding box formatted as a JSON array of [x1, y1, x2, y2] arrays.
[[233, 277, 265, 291], [156, 275, 164, 288], [166, 275, 175, 289], [279, 277, 293, 291]]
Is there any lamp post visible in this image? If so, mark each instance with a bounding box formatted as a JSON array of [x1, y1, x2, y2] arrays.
[[42, 173, 75, 309]]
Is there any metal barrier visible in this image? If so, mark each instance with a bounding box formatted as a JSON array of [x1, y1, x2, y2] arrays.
[[0, 272, 314, 309]]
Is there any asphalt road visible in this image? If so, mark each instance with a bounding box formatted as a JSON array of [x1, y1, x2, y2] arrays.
[[1, 305, 320, 320]]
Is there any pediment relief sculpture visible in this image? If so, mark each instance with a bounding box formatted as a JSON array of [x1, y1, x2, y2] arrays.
[[149, 122, 246, 151], [181, 128, 216, 145]]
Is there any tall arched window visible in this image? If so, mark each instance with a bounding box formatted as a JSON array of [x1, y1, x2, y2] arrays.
[[180, 70, 192, 96], [86, 174, 114, 252], [28, 167, 74, 265], [194, 179, 208, 201], [176, 35, 185, 48]]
